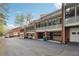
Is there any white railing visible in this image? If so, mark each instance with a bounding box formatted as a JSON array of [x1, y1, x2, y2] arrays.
[[65, 17, 75, 24], [27, 29, 35, 32], [36, 24, 62, 31], [76, 16, 79, 22], [36, 27, 46, 30], [46, 24, 62, 29], [65, 16, 79, 26]]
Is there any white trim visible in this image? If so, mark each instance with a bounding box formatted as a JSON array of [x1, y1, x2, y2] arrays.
[[65, 22, 79, 27], [36, 28, 62, 32], [75, 4, 77, 23], [26, 32, 35, 33]]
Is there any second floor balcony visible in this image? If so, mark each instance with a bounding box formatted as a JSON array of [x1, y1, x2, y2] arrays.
[[26, 29, 35, 32], [65, 16, 79, 26], [64, 3, 79, 26], [36, 24, 62, 32]]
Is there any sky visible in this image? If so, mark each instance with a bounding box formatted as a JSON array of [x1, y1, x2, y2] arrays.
[[7, 3, 62, 29]]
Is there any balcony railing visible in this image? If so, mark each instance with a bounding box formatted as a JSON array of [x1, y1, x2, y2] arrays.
[[65, 16, 79, 26], [76, 16, 79, 22], [36, 27, 46, 31], [26, 29, 35, 32], [36, 24, 62, 31]]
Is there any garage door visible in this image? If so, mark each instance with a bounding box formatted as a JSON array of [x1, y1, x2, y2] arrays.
[[53, 36, 61, 41], [53, 32, 61, 41], [70, 27, 79, 42]]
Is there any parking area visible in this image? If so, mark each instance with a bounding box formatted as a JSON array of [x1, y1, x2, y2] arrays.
[[0, 37, 79, 56]]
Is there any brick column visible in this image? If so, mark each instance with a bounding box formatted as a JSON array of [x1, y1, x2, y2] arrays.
[[45, 31, 48, 39], [35, 32, 39, 39], [61, 3, 66, 44], [65, 28, 70, 43]]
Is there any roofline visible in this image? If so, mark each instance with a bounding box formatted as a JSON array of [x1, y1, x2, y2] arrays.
[[40, 9, 61, 19], [34, 9, 62, 23], [25, 9, 62, 27]]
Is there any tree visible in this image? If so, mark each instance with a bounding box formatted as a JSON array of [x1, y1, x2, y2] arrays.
[[15, 12, 32, 39], [24, 12, 32, 39], [15, 14, 25, 26], [0, 3, 8, 36], [25, 12, 32, 24]]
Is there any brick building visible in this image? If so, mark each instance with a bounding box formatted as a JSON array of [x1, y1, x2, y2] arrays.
[[25, 3, 79, 44], [5, 27, 24, 38]]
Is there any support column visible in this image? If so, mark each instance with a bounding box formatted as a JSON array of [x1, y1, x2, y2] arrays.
[[35, 32, 39, 39], [24, 26, 27, 39], [65, 28, 70, 43], [61, 3, 66, 44], [45, 31, 48, 40]]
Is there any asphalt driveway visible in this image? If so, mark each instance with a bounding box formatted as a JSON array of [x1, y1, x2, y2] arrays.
[[1, 37, 79, 56]]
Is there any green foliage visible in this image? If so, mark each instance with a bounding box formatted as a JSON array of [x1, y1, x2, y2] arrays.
[[0, 3, 8, 26], [0, 3, 8, 35], [0, 32, 3, 36], [0, 3, 9, 13], [0, 13, 5, 19], [25, 13, 32, 22], [15, 12, 32, 26], [15, 14, 25, 26]]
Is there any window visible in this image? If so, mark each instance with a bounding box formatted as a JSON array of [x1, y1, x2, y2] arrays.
[[37, 23, 40, 28], [36, 24, 37, 28], [56, 17, 61, 24], [44, 22, 47, 27], [42, 22, 44, 27], [60, 18, 62, 23], [76, 4, 79, 15], [77, 32, 79, 34], [48, 19, 52, 26], [72, 32, 76, 34], [36, 23, 40, 28], [51, 19, 54, 25], [65, 5, 75, 18], [40, 23, 44, 27], [52, 17, 61, 25], [53, 19, 56, 25]]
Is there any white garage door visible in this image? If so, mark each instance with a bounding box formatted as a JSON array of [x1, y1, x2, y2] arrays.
[[70, 27, 79, 42]]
